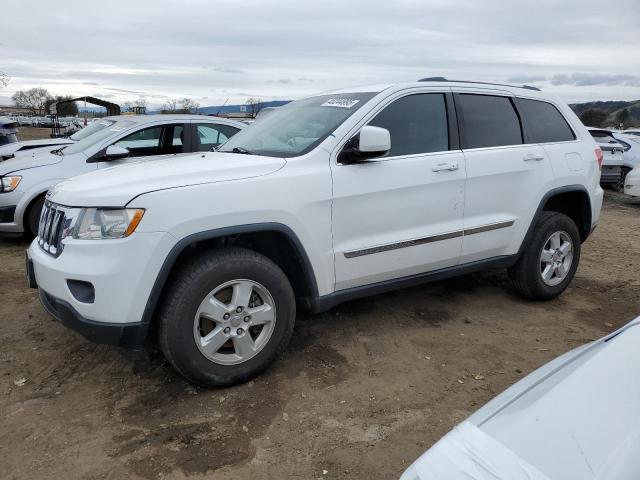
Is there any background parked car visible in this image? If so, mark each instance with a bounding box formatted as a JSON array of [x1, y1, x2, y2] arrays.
[[400, 316, 640, 480], [0, 115, 245, 236], [0, 116, 19, 147], [588, 128, 626, 187], [0, 116, 123, 160], [623, 164, 640, 197]]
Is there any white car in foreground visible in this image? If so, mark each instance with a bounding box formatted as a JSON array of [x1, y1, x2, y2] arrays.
[[401, 316, 640, 480], [0, 115, 244, 236]]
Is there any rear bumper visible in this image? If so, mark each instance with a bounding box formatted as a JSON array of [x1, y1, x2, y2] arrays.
[[38, 288, 149, 349], [600, 165, 621, 185]]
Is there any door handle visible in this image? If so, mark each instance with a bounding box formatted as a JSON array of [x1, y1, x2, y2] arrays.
[[432, 161, 459, 172], [523, 154, 544, 162]]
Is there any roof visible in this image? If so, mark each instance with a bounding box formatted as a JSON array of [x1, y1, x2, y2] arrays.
[[319, 78, 548, 98], [102, 114, 246, 127], [50, 96, 121, 116]]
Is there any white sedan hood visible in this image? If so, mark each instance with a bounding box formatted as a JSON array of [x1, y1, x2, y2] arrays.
[[48, 152, 286, 207], [0, 148, 62, 174], [0, 137, 73, 158], [402, 317, 640, 480]]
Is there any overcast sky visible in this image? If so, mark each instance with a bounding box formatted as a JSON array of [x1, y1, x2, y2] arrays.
[[1, 0, 639, 108]]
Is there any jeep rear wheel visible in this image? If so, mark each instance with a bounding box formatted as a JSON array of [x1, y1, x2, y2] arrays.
[[158, 247, 296, 386], [508, 212, 581, 300]]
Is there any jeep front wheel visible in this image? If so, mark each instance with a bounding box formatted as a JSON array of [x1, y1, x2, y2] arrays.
[[158, 248, 296, 386]]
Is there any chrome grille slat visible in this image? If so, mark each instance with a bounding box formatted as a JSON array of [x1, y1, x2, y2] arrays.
[[37, 202, 67, 257]]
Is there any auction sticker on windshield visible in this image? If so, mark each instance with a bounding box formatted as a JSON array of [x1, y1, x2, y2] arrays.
[[321, 98, 360, 108]]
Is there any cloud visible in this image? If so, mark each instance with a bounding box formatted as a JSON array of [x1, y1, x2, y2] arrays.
[[551, 73, 640, 87], [507, 75, 547, 84], [1, 0, 639, 105]]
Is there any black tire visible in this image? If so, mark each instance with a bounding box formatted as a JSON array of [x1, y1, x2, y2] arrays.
[[26, 196, 45, 238], [158, 247, 296, 387], [508, 211, 581, 300], [615, 167, 632, 192]]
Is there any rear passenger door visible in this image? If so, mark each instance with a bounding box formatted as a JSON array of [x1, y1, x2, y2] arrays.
[[454, 91, 555, 263], [331, 91, 466, 290]]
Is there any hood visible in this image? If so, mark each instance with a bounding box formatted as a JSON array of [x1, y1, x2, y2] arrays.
[[402, 316, 640, 480], [0, 138, 73, 158], [0, 148, 63, 174], [48, 151, 286, 207]]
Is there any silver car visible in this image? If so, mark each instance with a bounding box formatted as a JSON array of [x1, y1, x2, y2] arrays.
[[0, 114, 245, 236]]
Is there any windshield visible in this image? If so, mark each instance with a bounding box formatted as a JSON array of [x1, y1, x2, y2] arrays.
[[219, 92, 376, 158], [64, 120, 135, 155], [70, 118, 116, 141]]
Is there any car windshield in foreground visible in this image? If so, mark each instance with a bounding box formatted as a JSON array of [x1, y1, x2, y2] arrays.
[[69, 119, 116, 141], [218, 92, 376, 158], [64, 120, 135, 155]]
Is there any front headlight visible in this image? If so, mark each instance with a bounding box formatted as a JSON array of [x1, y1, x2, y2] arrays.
[[72, 208, 145, 240], [0, 175, 21, 193]]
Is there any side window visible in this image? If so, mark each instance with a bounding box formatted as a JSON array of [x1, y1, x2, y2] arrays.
[[459, 94, 523, 149], [196, 124, 241, 151], [368, 93, 449, 157], [114, 126, 163, 157], [114, 125, 186, 156], [518, 98, 575, 143]]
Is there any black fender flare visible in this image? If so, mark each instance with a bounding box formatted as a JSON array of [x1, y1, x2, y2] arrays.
[[516, 184, 592, 259], [139, 222, 319, 326]]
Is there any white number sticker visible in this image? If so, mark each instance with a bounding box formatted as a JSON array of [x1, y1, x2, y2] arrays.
[[321, 98, 360, 109]]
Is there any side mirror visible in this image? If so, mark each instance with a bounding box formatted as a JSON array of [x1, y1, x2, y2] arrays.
[[103, 145, 130, 160], [338, 126, 390, 164]]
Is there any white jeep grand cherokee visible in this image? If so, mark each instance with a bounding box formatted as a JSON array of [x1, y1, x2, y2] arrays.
[[27, 79, 604, 386]]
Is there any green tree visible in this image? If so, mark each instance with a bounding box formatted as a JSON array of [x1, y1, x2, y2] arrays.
[[615, 108, 631, 128], [579, 108, 608, 127], [45, 95, 79, 116]]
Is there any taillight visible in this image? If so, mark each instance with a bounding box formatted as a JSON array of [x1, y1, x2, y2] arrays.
[[595, 148, 603, 170]]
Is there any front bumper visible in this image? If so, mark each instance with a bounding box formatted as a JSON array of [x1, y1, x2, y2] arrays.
[[38, 288, 149, 348], [27, 230, 176, 347], [624, 179, 640, 197]]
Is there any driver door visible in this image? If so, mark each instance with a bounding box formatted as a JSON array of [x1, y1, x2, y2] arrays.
[[330, 91, 466, 290]]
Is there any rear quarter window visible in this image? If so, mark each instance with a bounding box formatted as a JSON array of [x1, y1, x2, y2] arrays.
[[518, 98, 576, 143]]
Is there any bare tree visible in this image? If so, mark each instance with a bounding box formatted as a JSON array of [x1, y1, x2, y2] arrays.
[[12, 87, 53, 115], [0, 71, 9, 88], [161, 98, 178, 113], [180, 98, 199, 114], [245, 97, 263, 117], [121, 101, 133, 113], [134, 97, 148, 110]]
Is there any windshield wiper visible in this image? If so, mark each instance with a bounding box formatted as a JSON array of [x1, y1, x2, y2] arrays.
[[51, 146, 67, 156], [229, 146, 254, 155]]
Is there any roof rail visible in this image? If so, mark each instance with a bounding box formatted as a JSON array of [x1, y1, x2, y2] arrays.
[[418, 77, 541, 92]]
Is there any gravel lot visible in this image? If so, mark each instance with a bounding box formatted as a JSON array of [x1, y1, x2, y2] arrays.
[[1, 131, 639, 479]]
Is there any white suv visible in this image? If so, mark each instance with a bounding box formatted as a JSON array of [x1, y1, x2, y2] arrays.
[[27, 79, 604, 386], [0, 115, 244, 236]]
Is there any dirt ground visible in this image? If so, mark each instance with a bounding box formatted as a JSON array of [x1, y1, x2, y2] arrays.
[[1, 168, 639, 478], [13, 126, 57, 141]]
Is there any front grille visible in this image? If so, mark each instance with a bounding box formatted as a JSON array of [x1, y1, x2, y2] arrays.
[[38, 202, 67, 256]]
